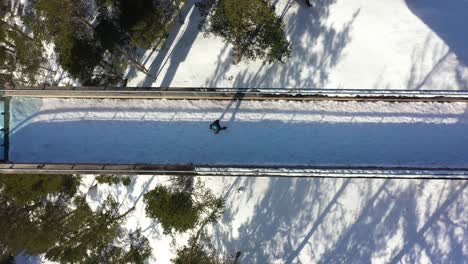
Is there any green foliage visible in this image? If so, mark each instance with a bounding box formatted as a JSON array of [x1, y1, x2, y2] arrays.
[[0, 174, 79, 205], [56, 35, 103, 81], [144, 185, 199, 234], [172, 242, 220, 264], [170, 176, 194, 192], [45, 196, 124, 263], [34, 0, 102, 81], [95, 0, 183, 51], [191, 180, 225, 226], [0, 1, 45, 87], [0, 174, 80, 257], [2, 0, 184, 85], [96, 174, 132, 186], [170, 180, 225, 264], [0, 255, 14, 264], [144, 180, 225, 235], [0, 174, 150, 263], [84, 230, 151, 264], [117, 230, 152, 264], [198, 0, 291, 63], [43, 194, 149, 263], [114, 0, 182, 49]]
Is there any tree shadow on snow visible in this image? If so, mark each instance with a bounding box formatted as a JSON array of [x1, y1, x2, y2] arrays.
[[405, 33, 468, 91], [405, 0, 468, 67], [213, 178, 467, 263], [139, 0, 201, 87], [206, 0, 361, 90], [8, 105, 468, 167]]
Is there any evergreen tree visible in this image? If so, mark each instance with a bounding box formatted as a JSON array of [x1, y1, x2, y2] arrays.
[[144, 185, 199, 234], [16, 0, 183, 85], [33, 0, 102, 82], [0, 174, 80, 257], [44, 195, 147, 263], [144, 180, 224, 235], [0, 0, 45, 87], [85, 229, 151, 264], [115, 0, 182, 49], [0, 174, 150, 263], [173, 242, 221, 264], [0, 173, 78, 205], [96, 0, 184, 49], [94, 0, 184, 76], [197, 0, 291, 64], [172, 183, 225, 264], [170, 176, 194, 193], [0, 254, 14, 264], [96, 174, 132, 186]]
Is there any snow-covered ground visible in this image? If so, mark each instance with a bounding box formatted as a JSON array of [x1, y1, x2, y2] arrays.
[[79, 175, 467, 263], [127, 0, 468, 90], [9, 97, 468, 168]]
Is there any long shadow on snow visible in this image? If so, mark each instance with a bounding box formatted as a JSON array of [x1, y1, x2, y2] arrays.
[[213, 178, 466, 263], [140, 1, 200, 87], [9, 118, 468, 167], [406, 0, 468, 67], [206, 0, 360, 89], [10, 103, 468, 142], [405, 33, 468, 90], [319, 181, 467, 264]]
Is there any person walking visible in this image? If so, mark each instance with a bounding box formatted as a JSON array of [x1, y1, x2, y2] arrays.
[[209, 119, 227, 134]]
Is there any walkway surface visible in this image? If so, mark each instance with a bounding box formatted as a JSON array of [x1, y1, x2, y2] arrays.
[[8, 97, 468, 168]]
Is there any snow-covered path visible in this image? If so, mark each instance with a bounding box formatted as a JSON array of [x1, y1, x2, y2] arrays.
[[128, 0, 468, 90], [9, 97, 468, 168]]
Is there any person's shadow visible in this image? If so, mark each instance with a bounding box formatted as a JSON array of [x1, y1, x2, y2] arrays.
[[218, 88, 250, 125]]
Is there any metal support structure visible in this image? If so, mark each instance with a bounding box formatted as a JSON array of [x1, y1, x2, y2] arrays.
[[2, 87, 468, 102], [0, 163, 467, 180], [2, 87, 468, 177]]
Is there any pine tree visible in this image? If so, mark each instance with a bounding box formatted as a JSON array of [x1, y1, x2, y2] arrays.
[[144, 180, 224, 235], [0, 174, 150, 263], [96, 174, 132, 186], [173, 242, 221, 264], [94, 0, 184, 76], [44, 195, 146, 263], [115, 0, 182, 49], [144, 185, 200, 234], [87, 230, 152, 264], [197, 0, 291, 64], [33, 0, 102, 82], [0, 174, 80, 257], [0, 1, 45, 87], [0, 173, 78, 205]]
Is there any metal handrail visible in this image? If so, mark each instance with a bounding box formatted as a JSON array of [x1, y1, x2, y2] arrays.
[[1, 163, 468, 179], [3, 87, 468, 94]]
